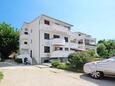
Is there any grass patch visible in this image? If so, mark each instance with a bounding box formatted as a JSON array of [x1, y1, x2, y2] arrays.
[[0, 72, 3, 80]]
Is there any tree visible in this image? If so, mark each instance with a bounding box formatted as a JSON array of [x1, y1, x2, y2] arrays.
[[0, 23, 19, 60], [97, 43, 108, 58], [97, 40, 115, 58]]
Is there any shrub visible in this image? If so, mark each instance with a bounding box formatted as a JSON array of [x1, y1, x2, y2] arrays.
[[51, 60, 61, 68], [93, 55, 101, 58], [0, 72, 3, 80], [15, 58, 22, 63], [57, 63, 68, 69], [86, 50, 96, 57], [68, 52, 89, 70]]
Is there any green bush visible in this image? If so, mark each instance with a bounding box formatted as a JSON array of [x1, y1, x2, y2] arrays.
[[15, 58, 22, 64], [0, 72, 3, 80], [86, 50, 96, 57], [57, 63, 68, 69], [51, 60, 61, 68], [68, 52, 89, 70], [97, 43, 109, 58]]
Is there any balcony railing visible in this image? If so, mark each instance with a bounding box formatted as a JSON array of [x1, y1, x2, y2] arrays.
[[70, 43, 78, 49], [70, 43, 86, 51], [40, 24, 70, 33], [78, 44, 85, 49], [85, 45, 96, 50], [50, 51, 74, 58], [51, 38, 65, 46]]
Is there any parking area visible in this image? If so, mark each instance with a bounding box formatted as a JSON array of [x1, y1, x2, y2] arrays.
[[0, 65, 115, 86]]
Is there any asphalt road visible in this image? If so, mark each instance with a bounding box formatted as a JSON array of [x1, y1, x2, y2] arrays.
[[0, 65, 115, 86]]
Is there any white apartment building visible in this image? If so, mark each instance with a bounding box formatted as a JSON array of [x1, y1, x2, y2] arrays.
[[71, 32, 96, 50], [19, 15, 96, 64]]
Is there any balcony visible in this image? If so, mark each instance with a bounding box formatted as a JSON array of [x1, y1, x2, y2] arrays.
[[50, 51, 74, 58], [85, 45, 96, 50], [78, 44, 85, 49], [85, 43, 96, 46], [20, 44, 29, 49], [40, 24, 70, 33], [70, 43, 78, 49], [51, 38, 65, 46], [70, 43, 86, 51]]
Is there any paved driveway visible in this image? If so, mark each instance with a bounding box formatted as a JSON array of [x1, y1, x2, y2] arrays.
[[0, 65, 115, 86]]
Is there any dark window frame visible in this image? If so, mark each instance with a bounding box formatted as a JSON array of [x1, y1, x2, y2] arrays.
[[24, 42, 28, 44], [78, 34, 81, 36], [53, 35, 60, 38], [44, 46, 50, 53], [24, 32, 28, 35], [44, 20, 50, 25], [64, 37, 68, 42], [65, 48, 69, 51], [44, 33, 50, 40]]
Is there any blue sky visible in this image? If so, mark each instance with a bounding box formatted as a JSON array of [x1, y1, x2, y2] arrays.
[[0, 0, 115, 41]]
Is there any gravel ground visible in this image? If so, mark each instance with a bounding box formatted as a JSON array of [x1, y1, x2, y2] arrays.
[[0, 65, 115, 86]]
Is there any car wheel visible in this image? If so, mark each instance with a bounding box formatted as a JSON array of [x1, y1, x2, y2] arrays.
[[90, 71, 104, 79]]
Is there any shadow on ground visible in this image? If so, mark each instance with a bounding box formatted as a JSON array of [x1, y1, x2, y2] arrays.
[[0, 60, 50, 68], [80, 74, 115, 86], [0, 59, 26, 67]]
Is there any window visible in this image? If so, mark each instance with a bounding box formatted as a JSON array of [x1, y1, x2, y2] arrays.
[[64, 37, 68, 42], [78, 34, 81, 36], [44, 46, 50, 53], [24, 42, 28, 44], [44, 33, 50, 39], [65, 48, 69, 51], [53, 35, 60, 38], [24, 32, 28, 35], [44, 20, 50, 25], [59, 47, 63, 50]]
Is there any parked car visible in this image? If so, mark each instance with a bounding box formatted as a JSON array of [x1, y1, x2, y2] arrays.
[[84, 56, 115, 79]]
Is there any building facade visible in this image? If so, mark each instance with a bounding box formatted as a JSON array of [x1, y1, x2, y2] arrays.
[[19, 15, 96, 64]]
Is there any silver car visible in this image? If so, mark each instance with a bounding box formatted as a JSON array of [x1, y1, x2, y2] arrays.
[[84, 56, 115, 79]]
